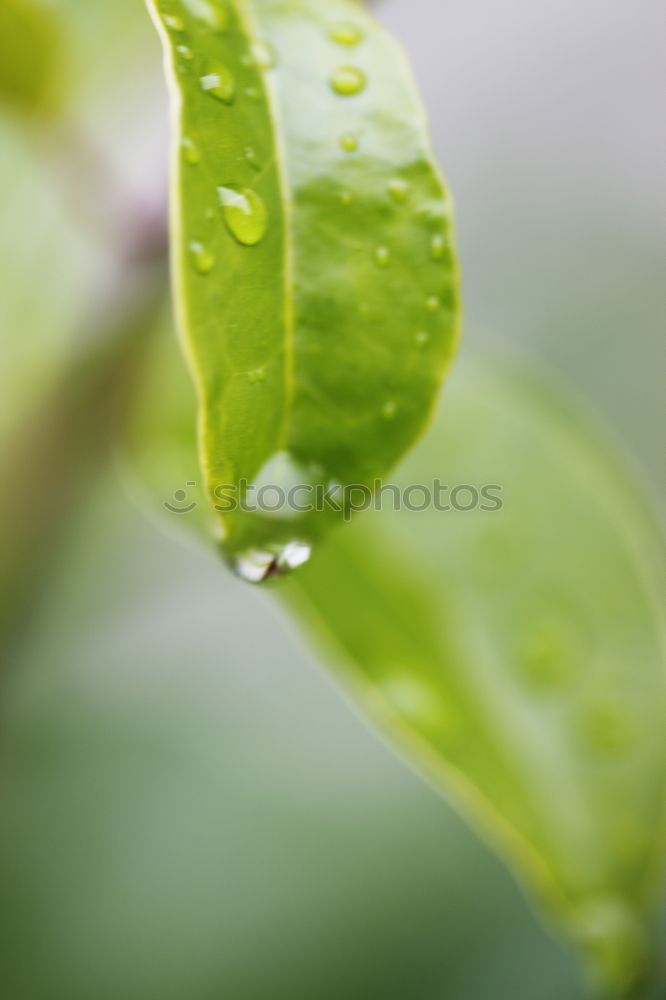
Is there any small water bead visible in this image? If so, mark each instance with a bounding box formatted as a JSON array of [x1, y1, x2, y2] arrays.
[[329, 21, 364, 47], [181, 136, 200, 165], [251, 39, 276, 69], [425, 295, 441, 312], [177, 44, 194, 60], [247, 367, 266, 384], [387, 178, 409, 203], [188, 240, 215, 274], [414, 331, 430, 347], [339, 190, 353, 206], [217, 184, 268, 246], [374, 246, 391, 268], [183, 0, 228, 30], [340, 132, 359, 153], [276, 540, 312, 572], [430, 233, 447, 260], [382, 400, 398, 420], [234, 548, 276, 584], [244, 86, 262, 101], [244, 146, 261, 170], [164, 14, 185, 31], [200, 62, 235, 103], [330, 66, 367, 97]]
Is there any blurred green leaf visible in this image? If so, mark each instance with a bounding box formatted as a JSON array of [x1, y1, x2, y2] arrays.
[[125, 309, 666, 993], [146, 0, 460, 578], [0, 0, 64, 116], [284, 359, 666, 996]]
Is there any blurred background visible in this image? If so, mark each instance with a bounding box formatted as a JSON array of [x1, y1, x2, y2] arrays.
[[0, 1, 664, 997]]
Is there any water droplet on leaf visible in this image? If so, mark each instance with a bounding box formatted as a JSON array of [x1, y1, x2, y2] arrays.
[[374, 246, 391, 268], [340, 132, 359, 153], [177, 44, 194, 60], [425, 295, 441, 312], [330, 66, 367, 96], [244, 86, 262, 101], [164, 14, 185, 31], [200, 62, 236, 103], [247, 367, 266, 384], [188, 240, 215, 274], [388, 178, 409, 203], [244, 146, 261, 170], [276, 541, 312, 572], [234, 549, 276, 584], [329, 21, 364, 47], [414, 331, 430, 347], [339, 190, 353, 206], [217, 185, 268, 246], [251, 39, 276, 69], [382, 400, 398, 420], [183, 0, 228, 31], [181, 136, 200, 165], [430, 233, 447, 260]]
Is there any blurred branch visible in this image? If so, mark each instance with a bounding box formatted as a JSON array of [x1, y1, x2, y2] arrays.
[[0, 136, 169, 665]]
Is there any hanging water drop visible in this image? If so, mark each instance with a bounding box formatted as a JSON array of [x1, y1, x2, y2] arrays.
[[374, 246, 391, 268], [218, 185, 268, 246], [330, 66, 367, 96], [234, 549, 276, 584], [200, 62, 236, 104], [181, 136, 200, 166], [276, 541, 312, 573], [329, 21, 364, 47], [388, 178, 409, 203], [188, 240, 215, 275], [340, 132, 359, 153]]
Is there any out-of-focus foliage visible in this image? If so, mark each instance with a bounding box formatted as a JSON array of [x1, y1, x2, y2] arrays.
[[147, 0, 460, 574], [0, 0, 65, 116], [129, 301, 666, 993]]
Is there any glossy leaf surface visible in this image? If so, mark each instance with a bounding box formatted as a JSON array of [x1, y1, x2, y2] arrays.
[[147, 0, 460, 578], [285, 359, 666, 996], [0, 0, 63, 116]]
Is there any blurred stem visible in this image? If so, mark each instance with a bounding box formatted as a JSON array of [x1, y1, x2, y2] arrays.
[[1, 122, 169, 665]]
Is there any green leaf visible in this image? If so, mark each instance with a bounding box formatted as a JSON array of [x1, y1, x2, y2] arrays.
[[284, 358, 666, 996], [147, 0, 461, 579], [0, 0, 64, 117]]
